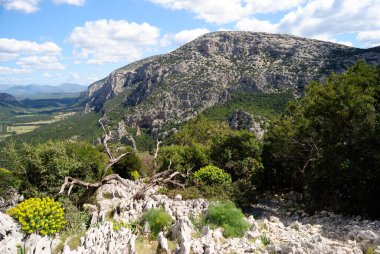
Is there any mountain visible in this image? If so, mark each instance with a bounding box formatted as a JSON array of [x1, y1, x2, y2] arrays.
[[81, 32, 380, 131], [0, 83, 87, 99], [0, 93, 21, 107]]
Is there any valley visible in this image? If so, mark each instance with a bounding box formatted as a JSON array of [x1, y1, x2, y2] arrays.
[[0, 93, 83, 141]]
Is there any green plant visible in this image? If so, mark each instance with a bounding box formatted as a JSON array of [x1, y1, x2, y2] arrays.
[[112, 151, 142, 180], [261, 232, 271, 246], [16, 243, 26, 254], [193, 165, 232, 186], [0, 167, 21, 196], [141, 208, 173, 237], [263, 61, 380, 216], [112, 220, 130, 231], [365, 246, 375, 254], [7, 197, 66, 235], [206, 201, 249, 238], [58, 197, 90, 234], [130, 170, 140, 180], [5, 141, 108, 199]]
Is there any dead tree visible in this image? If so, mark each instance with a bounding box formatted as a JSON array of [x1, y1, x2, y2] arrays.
[[58, 126, 186, 203], [99, 117, 130, 178]]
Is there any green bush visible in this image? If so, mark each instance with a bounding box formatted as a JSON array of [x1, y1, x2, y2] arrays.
[[159, 144, 209, 173], [263, 61, 380, 217], [193, 165, 231, 185], [5, 141, 108, 199], [206, 201, 249, 238], [7, 197, 66, 235], [112, 151, 142, 180], [141, 208, 172, 237], [58, 197, 90, 234], [0, 168, 21, 196]]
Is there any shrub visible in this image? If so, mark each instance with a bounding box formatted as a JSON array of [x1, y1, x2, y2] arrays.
[[206, 201, 249, 238], [7, 197, 66, 235], [141, 208, 172, 237], [0, 168, 21, 196], [112, 151, 142, 180], [5, 141, 108, 199], [260, 232, 271, 246], [193, 165, 232, 186], [263, 61, 380, 217], [159, 144, 210, 173], [130, 170, 140, 181], [58, 197, 90, 234]]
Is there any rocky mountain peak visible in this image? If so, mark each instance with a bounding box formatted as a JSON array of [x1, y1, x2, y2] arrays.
[[81, 31, 380, 129]]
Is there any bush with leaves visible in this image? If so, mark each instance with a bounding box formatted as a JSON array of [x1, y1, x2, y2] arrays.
[[263, 61, 380, 217], [206, 201, 249, 238], [7, 197, 66, 235], [0, 167, 21, 197], [193, 165, 231, 185], [5, 141, 108, 199], [141, 208, 172, 237], [112, 149, 142, 180], [159, 143, 210, 173]]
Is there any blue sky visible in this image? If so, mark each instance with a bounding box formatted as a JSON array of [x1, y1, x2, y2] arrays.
[[0, 0, 379, 87]]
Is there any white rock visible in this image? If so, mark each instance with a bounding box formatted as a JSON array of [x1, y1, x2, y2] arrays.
[[0, 212, 23, 254], [157, 232, 170, 254]]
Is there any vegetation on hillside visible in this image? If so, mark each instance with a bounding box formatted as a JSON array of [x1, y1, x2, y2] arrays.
[[1, 61, 379, 244], [262, 61, 380, 217]]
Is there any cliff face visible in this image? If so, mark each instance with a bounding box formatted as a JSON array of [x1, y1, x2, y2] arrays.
[[82, 31, 380, 128]]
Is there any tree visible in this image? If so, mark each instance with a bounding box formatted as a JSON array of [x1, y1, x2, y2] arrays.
[[263, 61, 380, 217], [6, 141, 108, 199]]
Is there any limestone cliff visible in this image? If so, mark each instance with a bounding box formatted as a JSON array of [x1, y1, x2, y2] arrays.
[[82, 31, 380, 128]]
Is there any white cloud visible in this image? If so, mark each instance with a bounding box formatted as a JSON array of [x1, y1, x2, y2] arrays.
[[68, 72, 80, 80], [277, 0, 380, 38], [52, 0, 85, 6], [0, 53, 19, 62], [0, 66, 32, 75], [149, 0, 248, 24], [42, 72, 51, 78], [0, 38, 61, 55], [160, 28, 209, 47], [149, 0, 304, 24], [68, 19, 160, 64], [235, 18, 278, 33], [0, 38, 64, 71], [17, 55, 64, 70], [174, 28, 209, 45], [0, 0, 40, 13], [357, 30, 380, 47]]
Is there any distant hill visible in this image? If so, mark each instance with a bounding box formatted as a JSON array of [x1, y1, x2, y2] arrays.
[[0, 93, 22, 107], [0, 83, 88, 99]]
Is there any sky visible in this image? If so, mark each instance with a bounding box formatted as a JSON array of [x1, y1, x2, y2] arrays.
[[0, 0, 379, 87]]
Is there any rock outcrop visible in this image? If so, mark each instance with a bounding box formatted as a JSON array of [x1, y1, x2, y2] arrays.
[[81, 32, 380, 129], [0, 212, 22, 254], [228, 110, 266, 140], [2, 179, 380, 254]]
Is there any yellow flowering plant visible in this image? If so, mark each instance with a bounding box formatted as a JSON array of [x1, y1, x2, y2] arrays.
[[7, 197, 66, 235]]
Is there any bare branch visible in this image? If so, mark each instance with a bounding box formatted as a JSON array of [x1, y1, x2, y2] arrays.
[[58, 174, 130, 196], [101, 152, 130, 177], [154, 140, 162, 159], [152, 140, 162, 175]]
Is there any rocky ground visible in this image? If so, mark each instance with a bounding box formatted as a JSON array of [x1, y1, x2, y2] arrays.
[[1, 178, 379, 254]]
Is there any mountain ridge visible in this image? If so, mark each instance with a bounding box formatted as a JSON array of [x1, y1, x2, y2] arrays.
[[80, 31, 380, 130], [0, 83, 87, 99]]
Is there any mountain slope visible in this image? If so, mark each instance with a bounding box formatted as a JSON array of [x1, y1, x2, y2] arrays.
[[0, 83, 87, 99], [81, 32, 380, 129]]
